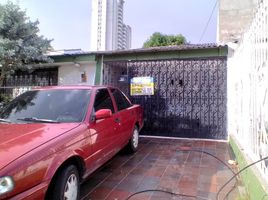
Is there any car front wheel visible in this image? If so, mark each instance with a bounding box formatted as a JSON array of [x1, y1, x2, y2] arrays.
[[50, 165, 80, 200]]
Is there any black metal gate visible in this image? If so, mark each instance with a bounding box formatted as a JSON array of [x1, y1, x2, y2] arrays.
[[103, 58, 227, 139], [4, 68, 58, 86]]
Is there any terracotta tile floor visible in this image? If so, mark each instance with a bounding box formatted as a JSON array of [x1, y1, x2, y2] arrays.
[[80, 137, 240, 200]]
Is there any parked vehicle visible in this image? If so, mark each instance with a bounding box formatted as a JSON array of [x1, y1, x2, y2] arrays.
[[0, 86, 143, 200]]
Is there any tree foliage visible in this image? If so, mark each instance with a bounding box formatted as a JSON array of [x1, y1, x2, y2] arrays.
[[143, 32, 187, 48], [0, 1, 53, 86]]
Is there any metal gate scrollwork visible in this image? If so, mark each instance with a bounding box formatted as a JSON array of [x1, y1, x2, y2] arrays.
[[103, 58, 227, 139]]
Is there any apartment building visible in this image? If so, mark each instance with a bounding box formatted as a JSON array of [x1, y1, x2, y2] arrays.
[[90, 0, 131, 51]]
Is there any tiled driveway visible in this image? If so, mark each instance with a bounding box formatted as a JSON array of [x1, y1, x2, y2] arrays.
[[80, 137, 239, 200]]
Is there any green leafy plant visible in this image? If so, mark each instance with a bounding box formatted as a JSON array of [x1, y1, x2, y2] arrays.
[[0, 1, 53, 86], [143, 32, 187, 48]]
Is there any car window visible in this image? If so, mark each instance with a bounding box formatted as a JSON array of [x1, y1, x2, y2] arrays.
[[93, 89, 114, 113], [111, 88, 132, 111], [0, 89, 91, 123]]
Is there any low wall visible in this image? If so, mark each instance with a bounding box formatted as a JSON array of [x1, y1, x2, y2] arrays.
[[229, 136, 268, 200]]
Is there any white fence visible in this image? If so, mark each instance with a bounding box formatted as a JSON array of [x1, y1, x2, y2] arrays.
[[228, 0, 268, 182]]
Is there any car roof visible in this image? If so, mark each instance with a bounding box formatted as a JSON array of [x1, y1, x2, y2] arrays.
[[32, 85, 117, 91]]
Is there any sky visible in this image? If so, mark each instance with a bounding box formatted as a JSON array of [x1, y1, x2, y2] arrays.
[[1, 0, 218, 51]]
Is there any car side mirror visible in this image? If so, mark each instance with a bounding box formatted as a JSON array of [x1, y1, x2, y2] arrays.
[[95, 109, 112, 120]]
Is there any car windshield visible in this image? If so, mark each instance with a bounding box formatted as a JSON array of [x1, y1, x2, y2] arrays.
[[0, 89, 91, 123]]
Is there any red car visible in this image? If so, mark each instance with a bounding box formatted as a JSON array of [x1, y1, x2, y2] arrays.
[[0, 86, 143, 200]]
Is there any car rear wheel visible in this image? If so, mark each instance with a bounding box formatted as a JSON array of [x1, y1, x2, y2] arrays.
[[127, 126, 139, 153], [50, 165, 80, 200]]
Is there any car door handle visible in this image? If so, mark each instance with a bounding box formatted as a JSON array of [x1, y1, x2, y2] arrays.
[[115, 118, 120, 123]]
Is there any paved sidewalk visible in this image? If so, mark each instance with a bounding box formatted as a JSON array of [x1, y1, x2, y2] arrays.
[[80, 137, 240, 200]]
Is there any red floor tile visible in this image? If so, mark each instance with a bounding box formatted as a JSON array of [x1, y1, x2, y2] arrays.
[[85, 186, 111, 200], [80, 137, 242, 200], [105, 189, 131, 200]]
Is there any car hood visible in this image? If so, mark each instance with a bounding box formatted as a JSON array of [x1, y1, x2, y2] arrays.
[[0, 123, 80, 170]]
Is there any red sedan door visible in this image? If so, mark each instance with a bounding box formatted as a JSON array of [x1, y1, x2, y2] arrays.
[[87, 88, 120, 170]]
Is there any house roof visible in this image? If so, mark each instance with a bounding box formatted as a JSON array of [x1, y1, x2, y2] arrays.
[[48, 43, 227, 58], [93, 43, 227, 55], [47, 49, 87, 56]]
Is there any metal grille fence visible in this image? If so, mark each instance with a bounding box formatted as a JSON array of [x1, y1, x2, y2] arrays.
[[4, 68, 58, 87], [0, 68, 58, 107], [103, 57, 227, 140], [0, 86, 32, 108]]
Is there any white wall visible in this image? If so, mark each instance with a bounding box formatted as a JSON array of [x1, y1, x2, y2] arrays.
[[58, 62, 96, 85], [218, 0, 258, 43], [228, 0, 268, 183]]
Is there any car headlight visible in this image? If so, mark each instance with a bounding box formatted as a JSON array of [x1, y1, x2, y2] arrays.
[[0, 176, 14, 195]]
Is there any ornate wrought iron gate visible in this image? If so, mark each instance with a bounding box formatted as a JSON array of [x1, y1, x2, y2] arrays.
[[103, 58, 227, 139]]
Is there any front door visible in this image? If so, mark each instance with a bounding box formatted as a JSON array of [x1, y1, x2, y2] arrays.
[[89, 89, 119, 168]]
